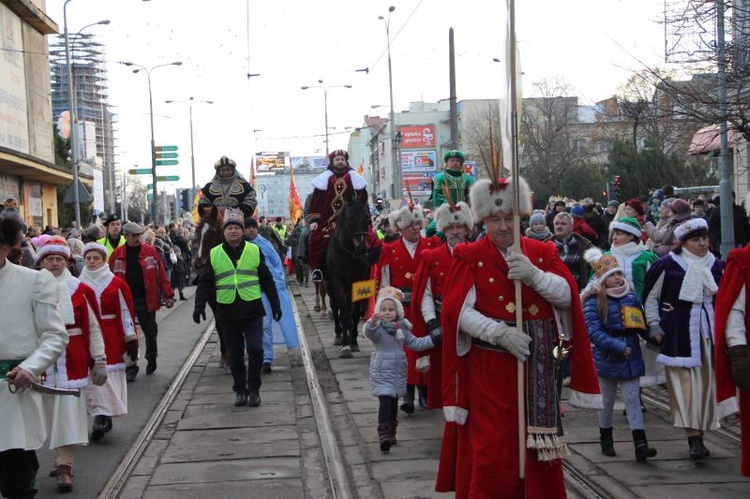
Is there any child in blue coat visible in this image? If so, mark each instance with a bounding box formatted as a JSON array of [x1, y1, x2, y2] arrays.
[[583, 248, 657, 461], [363, 287, 437, 452]]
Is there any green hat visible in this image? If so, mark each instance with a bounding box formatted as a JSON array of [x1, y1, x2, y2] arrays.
[[611, 217, 641, 239], [444, 150, 465, 164]]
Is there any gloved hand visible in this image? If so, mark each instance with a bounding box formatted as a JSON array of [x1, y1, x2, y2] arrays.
[[429, 329, 443, 347], [492, 324, 531, 361], [426, 318, 441, 333], [506, 252, 540, 285], [193, 308, 206, 324], [273, 308, 282, 322], [729, 345, 750, 393], [90, 362, 108, 386], [125, 339, 139, 363]]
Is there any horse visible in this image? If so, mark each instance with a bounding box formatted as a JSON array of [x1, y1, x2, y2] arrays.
[[323, 195, 372, 358]]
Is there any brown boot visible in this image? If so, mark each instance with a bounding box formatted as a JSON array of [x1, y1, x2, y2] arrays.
[[56, 464, 73, 493], [378, 424, 392, 452]]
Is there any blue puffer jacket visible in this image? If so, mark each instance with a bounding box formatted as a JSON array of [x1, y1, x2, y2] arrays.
[[584, 291, 647, 380]]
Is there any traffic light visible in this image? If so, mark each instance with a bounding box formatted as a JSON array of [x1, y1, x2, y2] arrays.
[[180, 189, 190, 211], [612, 175, 622, 201]]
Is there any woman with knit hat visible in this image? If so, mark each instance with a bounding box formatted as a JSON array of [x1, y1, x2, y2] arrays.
[[583, 248, 657, 461], [79, 242, 138, 442], [642, 218, 724, 459], [36, 237, 108, 492], [525, 210, 552, 242]]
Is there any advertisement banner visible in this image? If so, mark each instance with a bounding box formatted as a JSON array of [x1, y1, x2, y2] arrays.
[[465, 161, 478, 178], [401, 150, 437, 173], [0, 4, 30, 154], [399, 125, 436, 149], [403, 171, 437, 199], [290, 155, 327, 174], [255, 151, 289, 172]]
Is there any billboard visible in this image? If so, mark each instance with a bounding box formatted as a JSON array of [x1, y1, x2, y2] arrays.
[[0, 4, 30, 154], [399, 125, 436, 149], [255, 151, 289, 172], [403, 171, 437, 198], [290, 155, 327, 174], [401, 150, 437, 173]]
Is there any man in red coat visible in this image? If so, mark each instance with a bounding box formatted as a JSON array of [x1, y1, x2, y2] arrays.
[[110, 222, 174, 379], [713, 208, 750, 476], [411, 201, 473, 409], [435, 176, 601, 498], [378, 205, 440, 413], [307, 149, 368, 283]]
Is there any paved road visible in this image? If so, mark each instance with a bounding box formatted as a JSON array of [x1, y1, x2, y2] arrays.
[[36, 287, 208, 498]]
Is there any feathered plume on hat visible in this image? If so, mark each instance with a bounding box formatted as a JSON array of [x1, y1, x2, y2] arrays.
[[584, 247, 621, 284], [36, 236, 71, 263], [388, 205, 425, 231], [468, 121, 531, 221], [435, 201, 473, 232], [222, 208, 245, 229]]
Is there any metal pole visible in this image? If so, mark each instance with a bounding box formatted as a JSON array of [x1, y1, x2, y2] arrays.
[[147, 71, 157, 224], [717, 0, 734, 257], [385, 17, 399, 201], [323, 87, 329, 156], [448, 28, 458, 150], [189, 97, 196, 209], [63, 0, 81, 230]]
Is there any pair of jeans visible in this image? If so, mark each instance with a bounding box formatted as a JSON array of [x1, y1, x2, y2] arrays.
[[133, 298, 158, 362], [220, 317, 263, 395]]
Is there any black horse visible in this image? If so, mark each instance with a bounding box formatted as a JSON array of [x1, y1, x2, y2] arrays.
[[324, 195, 371, 358]]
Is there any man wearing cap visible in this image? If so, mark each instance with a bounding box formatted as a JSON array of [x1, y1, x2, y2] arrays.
[[426, 150, 476, 237], [551, 211, 592, 292], [109, 222, 174, 378], [201, 156, 257, 218], [193, 209, 281, 407], [436, 176, 601, 497], [97, 214, 125, 260], [307, 149, 368, 283], [378, 205, 440, 410], [0, 215, 68, 499], [411, 201, 473, 410]]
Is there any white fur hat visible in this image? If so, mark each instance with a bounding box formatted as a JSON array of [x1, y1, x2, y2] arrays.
[[36, 236, 71, 262], [674, 217, 708, 242], [469, 177, 532, 221], [388, 205, 425, 231], [435, 201, 474, 232], [374, 286, 405, 319], [83, 242, 108, 259]]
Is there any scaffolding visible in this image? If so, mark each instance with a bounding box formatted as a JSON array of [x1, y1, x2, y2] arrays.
[[49, 32, 118, 217]]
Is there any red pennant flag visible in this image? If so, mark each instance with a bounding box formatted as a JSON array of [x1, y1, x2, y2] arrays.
[[288, 163, 303, 225]]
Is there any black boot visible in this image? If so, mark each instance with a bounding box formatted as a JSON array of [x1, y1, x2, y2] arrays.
[[400, 385, 415, 414], [91, 415, 108, 441], [378, 424, 392, 452], [417, 385, 428, 408], [179, 292, 187, 301], [599, 427, 616, 456], [632, 429, 657, 461], [688, 435, 708, 460], [388, 420, 399, 446]]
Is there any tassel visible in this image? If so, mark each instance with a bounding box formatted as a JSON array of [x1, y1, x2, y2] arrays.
[[526, 433, 535, 449]]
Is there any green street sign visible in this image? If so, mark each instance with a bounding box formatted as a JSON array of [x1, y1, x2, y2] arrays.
[[147, 193, 153, 201], [128, 168, 152, 175], [155, 145, 178, 152], [157, 175, 180, 182], [155, 152, 178, 159], [156, 159, 179, 166], [147, 184, 153, 190]]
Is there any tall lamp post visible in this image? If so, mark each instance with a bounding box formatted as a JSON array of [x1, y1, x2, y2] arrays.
[[378, 6, 399, 200], [63, 0, 109, 229], [301, 80, 352, 156], [165, 97, 213, 209], [120, 61, 182, 223]]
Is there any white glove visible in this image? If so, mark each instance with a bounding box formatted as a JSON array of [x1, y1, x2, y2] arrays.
[[309, 222, 318, 231], [506, 252, 540, 285], [491, 323, 531, 361], [90, 363, 108, 386]]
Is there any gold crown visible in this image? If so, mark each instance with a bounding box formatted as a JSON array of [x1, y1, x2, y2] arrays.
[[377, 286, 404, 303], [592, 254, 619, 279]]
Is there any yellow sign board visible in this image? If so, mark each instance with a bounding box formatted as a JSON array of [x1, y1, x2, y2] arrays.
[[352, 279, 377, 302]]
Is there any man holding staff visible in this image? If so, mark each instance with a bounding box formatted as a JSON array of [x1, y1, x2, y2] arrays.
[[435, 176, 600, 498]]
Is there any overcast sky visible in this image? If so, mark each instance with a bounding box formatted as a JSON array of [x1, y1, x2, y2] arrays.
[[47, 0, 666, 191]]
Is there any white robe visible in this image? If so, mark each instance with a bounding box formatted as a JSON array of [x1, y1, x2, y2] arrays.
[[0, 262, 68, 452]]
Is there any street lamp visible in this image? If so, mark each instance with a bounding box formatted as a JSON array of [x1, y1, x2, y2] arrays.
[[165, 97, 213, 210], [301, 80, 352, 156], [378, 6, 400, 200], [120, 61, 182, 223], [63, 0, 109, 229]]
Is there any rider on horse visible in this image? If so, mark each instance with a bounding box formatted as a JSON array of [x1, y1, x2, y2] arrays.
[[307, 149, 373, 283], [201, 156, 257, 218]]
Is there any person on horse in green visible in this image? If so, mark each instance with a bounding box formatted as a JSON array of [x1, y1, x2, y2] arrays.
[[425, 150, 475, 237]]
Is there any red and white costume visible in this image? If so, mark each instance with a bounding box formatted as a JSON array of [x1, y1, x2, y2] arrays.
[[79, 265, 137, 417], [411, 243, 453, 408], [378, 235, 440, 385], [43, 269, 106, 448], [436, 236, 601, 498], [713, 244, 750, 476]]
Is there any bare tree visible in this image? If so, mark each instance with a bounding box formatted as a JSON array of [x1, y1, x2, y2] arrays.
[[462, 102, 501, 178]]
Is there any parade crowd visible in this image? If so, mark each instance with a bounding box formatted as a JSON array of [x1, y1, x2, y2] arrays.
[[1, 149, 750, 498]]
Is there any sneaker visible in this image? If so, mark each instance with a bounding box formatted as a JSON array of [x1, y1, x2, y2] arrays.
[[262, 362, 272, 374], [311, 269, 323, 283]]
